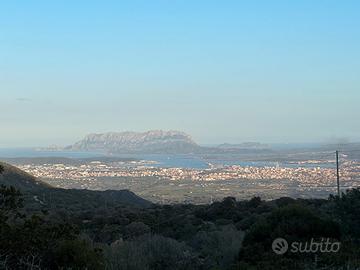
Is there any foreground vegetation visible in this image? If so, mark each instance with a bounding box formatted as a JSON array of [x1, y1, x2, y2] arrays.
[[1, 164, 360, 269]]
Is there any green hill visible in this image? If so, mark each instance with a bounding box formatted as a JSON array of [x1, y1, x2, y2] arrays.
[[0, 162, 50, 191]]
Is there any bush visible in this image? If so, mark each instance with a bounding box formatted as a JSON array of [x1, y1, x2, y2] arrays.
[[105, 234, 199, 270], [48, 239, 104, 270]]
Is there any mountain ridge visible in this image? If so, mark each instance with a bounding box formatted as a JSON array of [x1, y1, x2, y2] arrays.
[[66, 130, 200, 154]]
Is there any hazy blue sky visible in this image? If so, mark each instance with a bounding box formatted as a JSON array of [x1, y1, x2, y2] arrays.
[[1, 1, 359, 147]]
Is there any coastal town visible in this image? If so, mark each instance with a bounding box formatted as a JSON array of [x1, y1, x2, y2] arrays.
[[17, 158, 360, 203]]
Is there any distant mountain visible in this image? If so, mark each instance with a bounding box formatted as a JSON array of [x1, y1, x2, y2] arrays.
[[217, 142, 270, 150], [0, 162, 151, 209], [66, 130, 200, 154]]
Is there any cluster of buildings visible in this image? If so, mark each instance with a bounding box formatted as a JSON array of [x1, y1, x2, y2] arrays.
[[19, 159, 360, 188]]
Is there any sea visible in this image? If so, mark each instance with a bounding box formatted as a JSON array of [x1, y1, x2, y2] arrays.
[[0, 148, 335, 169]]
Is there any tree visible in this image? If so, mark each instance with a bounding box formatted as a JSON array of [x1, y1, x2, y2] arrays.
[[49, 239, 103, 270], [0, 185, 23, 215], [238, 204, 341, 269], [105, 234, 199, 270], [191, 225, 244, 269], [0, 170, 103, 269]]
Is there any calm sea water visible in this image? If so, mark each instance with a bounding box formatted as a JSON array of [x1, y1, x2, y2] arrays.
[[0, 148, 335, 169], [0, 148, 103, 158]]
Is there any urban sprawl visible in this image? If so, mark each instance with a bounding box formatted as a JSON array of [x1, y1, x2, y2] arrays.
[[18, 159, 360, 203]]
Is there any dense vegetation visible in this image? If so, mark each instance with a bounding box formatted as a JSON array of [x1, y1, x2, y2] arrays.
[[0, 163, 360, 269]]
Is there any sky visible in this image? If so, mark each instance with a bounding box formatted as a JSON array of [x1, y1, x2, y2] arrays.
[[1, 0, 360, 147]]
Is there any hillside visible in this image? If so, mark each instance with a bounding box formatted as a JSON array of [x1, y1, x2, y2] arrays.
[[1, 162, 360, 269], [0, 162, 51, 191], [0, 162, 151, 209]]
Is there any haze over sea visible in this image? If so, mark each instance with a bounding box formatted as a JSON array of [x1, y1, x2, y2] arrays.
[[0, 147, 334, 169]]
